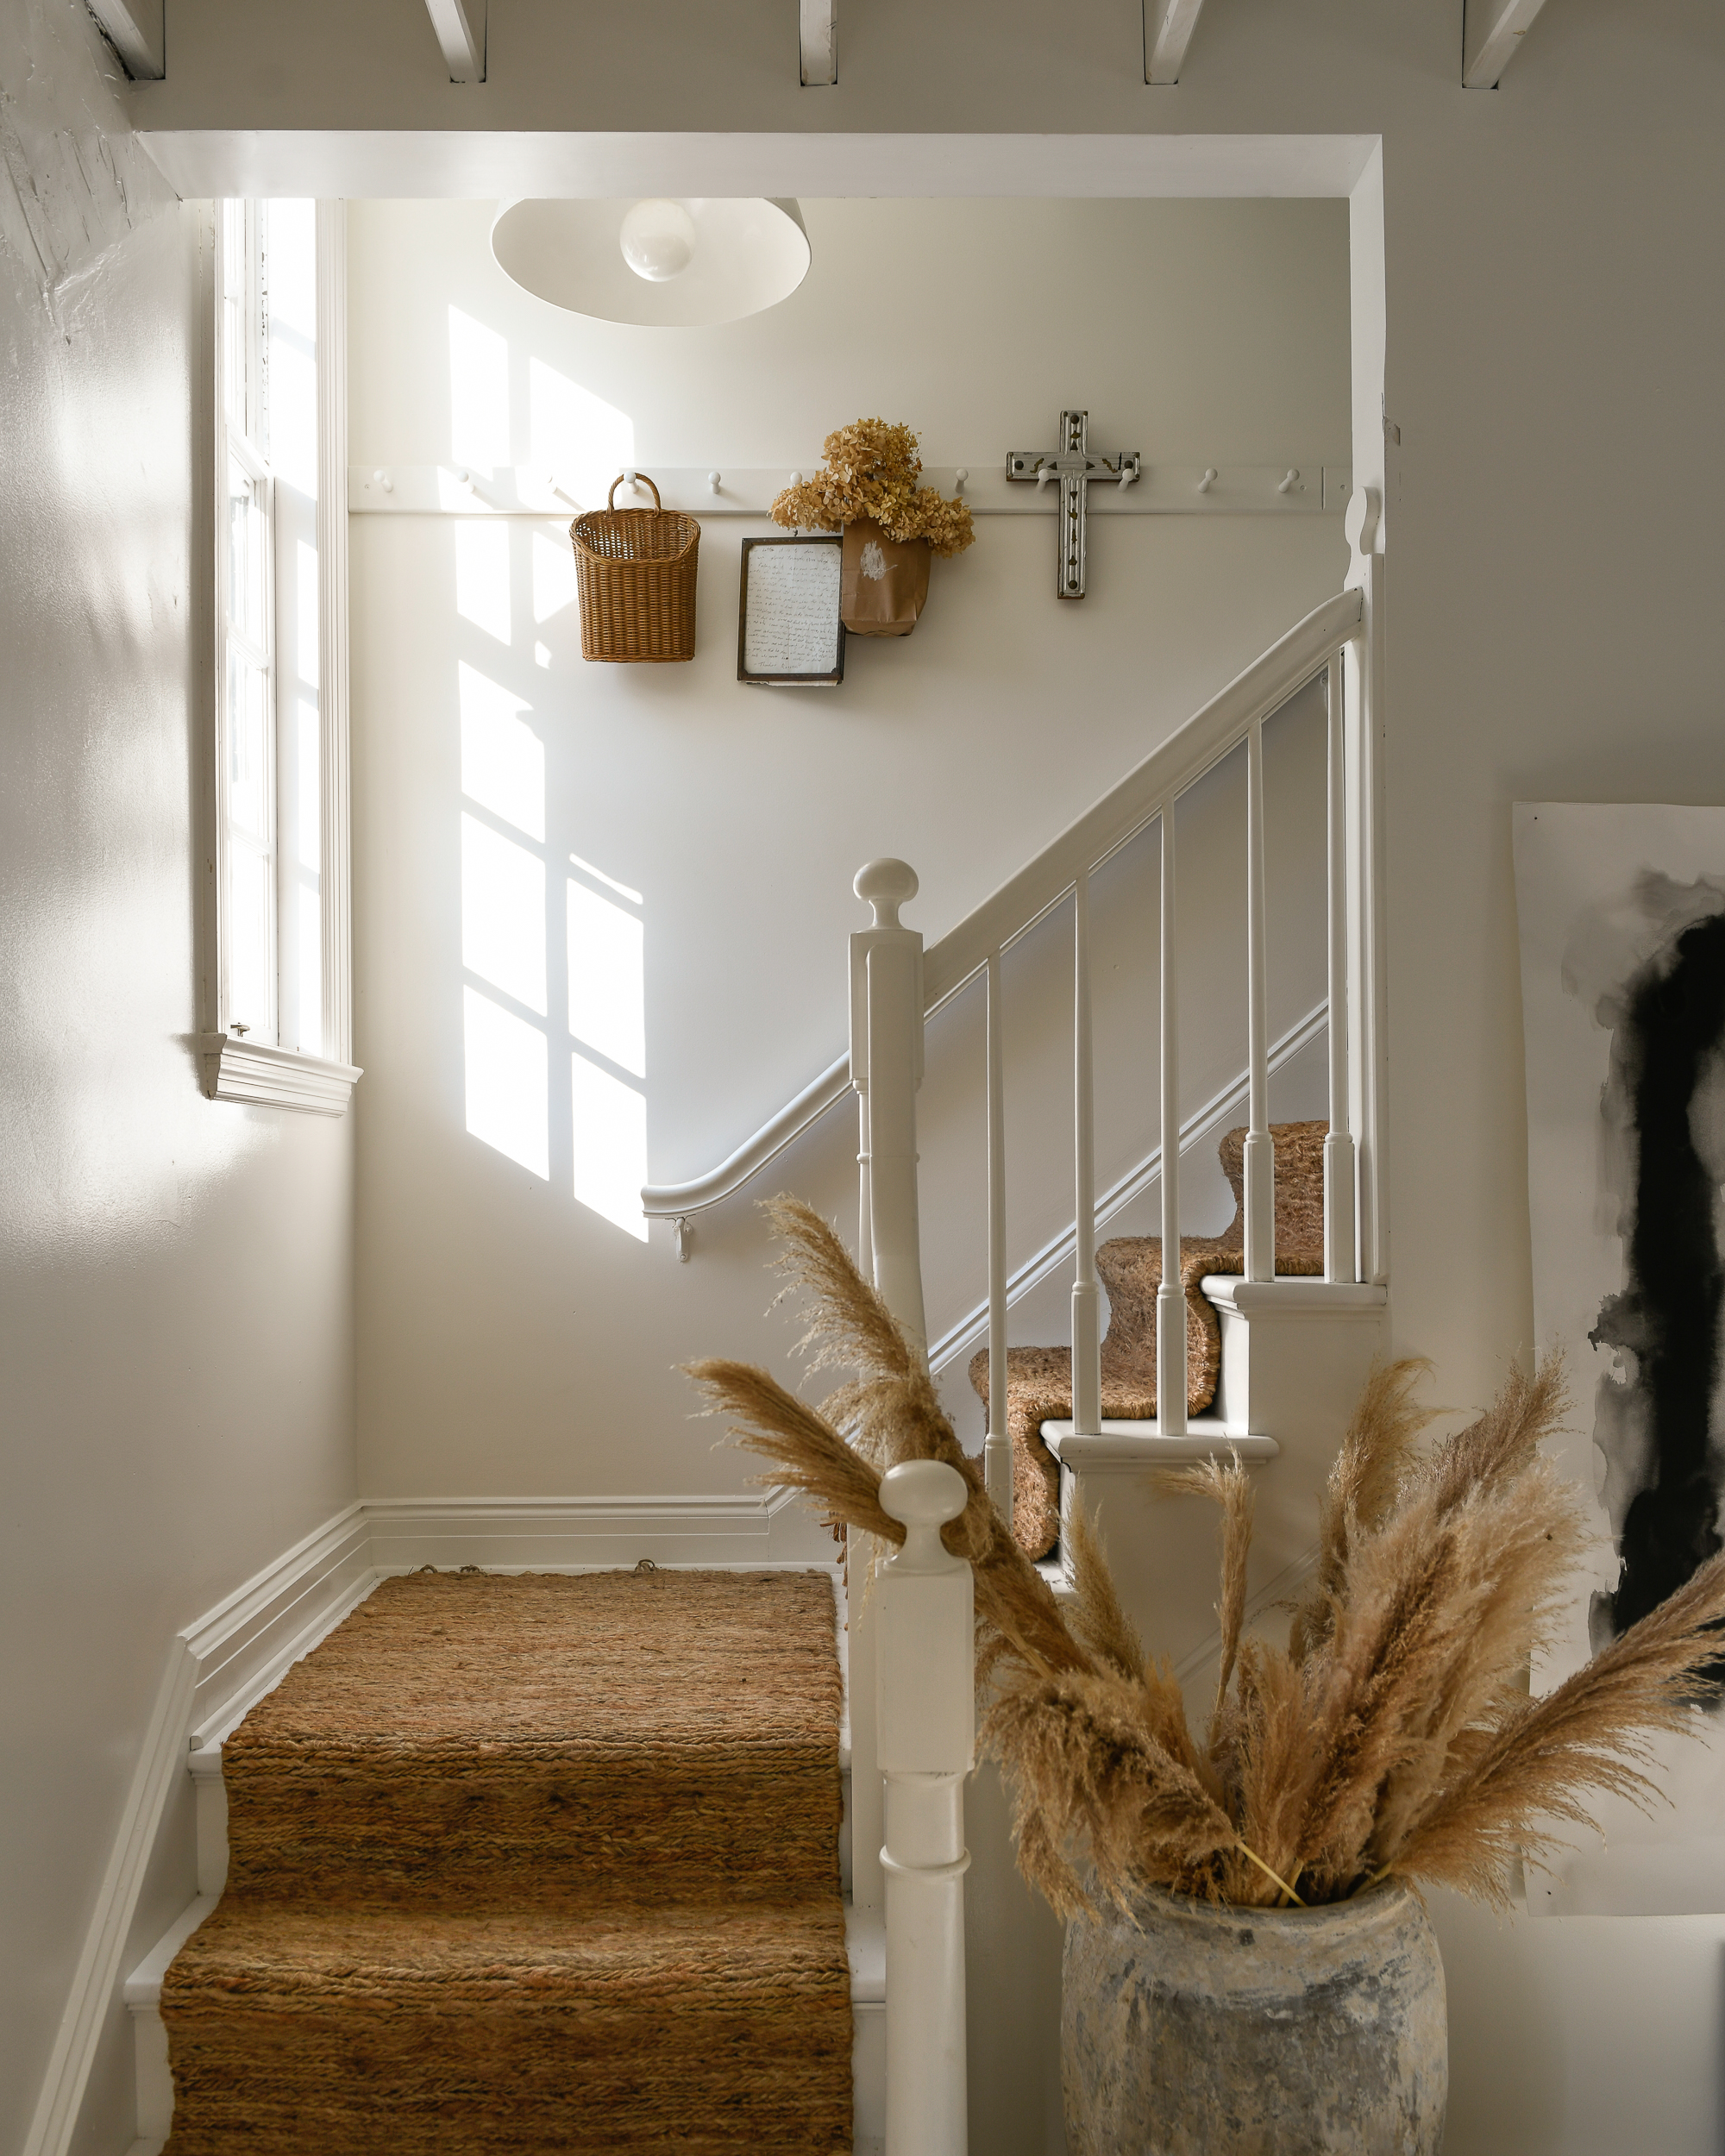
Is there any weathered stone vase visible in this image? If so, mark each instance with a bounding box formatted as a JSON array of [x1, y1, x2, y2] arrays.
[[1063, 1880, 1446, 2156]]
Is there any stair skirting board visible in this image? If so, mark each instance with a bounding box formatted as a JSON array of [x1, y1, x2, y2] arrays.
[[21, 1487, 837, 2156]]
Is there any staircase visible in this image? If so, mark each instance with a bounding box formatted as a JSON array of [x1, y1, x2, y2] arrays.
[[122, 1566, 888, 2155], [643, 579, 1387, 1674], [94, 577, 1386, 2156]]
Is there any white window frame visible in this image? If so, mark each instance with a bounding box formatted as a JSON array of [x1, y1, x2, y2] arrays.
[[200, 197, 360, 1116]]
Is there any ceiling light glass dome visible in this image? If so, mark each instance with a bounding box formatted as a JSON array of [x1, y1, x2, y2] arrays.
[[490, 198, 812, 328]]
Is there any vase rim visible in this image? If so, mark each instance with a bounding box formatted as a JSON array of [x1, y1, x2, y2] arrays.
[[1122, 1874, 1419, 1929]]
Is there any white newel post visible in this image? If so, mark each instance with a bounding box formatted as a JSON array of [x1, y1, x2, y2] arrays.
[[877, 1459, 974, 2156]]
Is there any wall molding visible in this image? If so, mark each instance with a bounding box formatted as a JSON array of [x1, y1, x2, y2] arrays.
[[24, 1485, 833, 2156]]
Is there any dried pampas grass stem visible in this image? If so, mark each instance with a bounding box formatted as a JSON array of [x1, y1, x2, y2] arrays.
[[688, 1204, 1725, 1916]]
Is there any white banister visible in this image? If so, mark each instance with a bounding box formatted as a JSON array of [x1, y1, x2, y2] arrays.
[[876, 1459, 974, 2156], [983, 950, 1012, 1524], [1156, 805, 1189, 1435], [852, 860, 928, 1349], [1242, 718, 1274, 1282], [1325, 650, 1359, 1282], [1070, 870, 1101, 1437], [640, 588, 1364, 1224]]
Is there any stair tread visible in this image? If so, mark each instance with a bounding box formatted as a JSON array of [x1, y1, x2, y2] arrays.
[[161, 1892, 848, 1988], [132, 1895, 884, 2007]]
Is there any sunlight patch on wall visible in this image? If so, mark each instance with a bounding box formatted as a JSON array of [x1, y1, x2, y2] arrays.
[[531, 530, 578, 624], [571, 1050, 649, 1239], [459, 665, 543, 840], [455, 519, 511, 645], [464, 987, 549, 1180], [568, 878, 645, 1078], [461, 813, 546, 1014], [530, 357, 633, 510], [449, 306, 510, 473]]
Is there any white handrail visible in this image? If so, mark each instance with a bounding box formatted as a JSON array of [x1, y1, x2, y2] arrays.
[[639, 587, 1364, 1222]]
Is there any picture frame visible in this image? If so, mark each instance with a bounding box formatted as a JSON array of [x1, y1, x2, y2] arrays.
[[737, 535, 846, 687]]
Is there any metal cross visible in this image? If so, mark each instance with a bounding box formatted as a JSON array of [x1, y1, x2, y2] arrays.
[[1007, 411, 1142, 599]]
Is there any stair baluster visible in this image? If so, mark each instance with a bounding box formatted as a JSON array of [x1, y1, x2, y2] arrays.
[[1156, 802, 1189, 1433], [1070, 868, 1102, 1437], [1243, 718, 1276, 1282], [852, 859, 927, 1348], [1324, 653, 1359, 1282], [983, 950, 1013, 1524], [876, 1459, 974, 2156]]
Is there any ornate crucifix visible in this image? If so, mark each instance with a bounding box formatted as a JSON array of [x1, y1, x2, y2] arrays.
[[1007, 411, 1142, 599]]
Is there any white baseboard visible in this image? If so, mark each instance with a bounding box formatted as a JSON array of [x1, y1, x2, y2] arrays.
[[26, 1483, 837, 2156]]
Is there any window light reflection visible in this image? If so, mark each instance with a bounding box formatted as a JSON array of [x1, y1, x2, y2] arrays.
[[459, 665, 543, 840], [531, 530, 579, 624], [529, 357, 633, 511], [568, 878, 645, 1078], [449, 307, 510, 473], [572, 1051, 648, 1240], [456, 518, 511, 645], [461, 814, 546, 1015], [465, 987, 549, 1180]]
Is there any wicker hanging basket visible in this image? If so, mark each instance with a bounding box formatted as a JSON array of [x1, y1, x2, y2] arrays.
[[570, 474, 699, 663]]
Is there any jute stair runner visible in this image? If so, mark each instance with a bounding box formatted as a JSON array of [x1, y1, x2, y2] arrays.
[[160, 1569, 850, 2153], [971, 1119, 1328, 1561]]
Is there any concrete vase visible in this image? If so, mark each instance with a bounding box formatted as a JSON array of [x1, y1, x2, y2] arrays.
[[1063, 1880, 1446, 2155]]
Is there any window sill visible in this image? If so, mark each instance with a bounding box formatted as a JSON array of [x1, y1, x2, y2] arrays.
[[198, 1034, 361, 1117]]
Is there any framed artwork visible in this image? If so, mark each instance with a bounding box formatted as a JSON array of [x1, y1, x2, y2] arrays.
[[737, 536, 845, 687], [1515, 801, 1725, 1914]]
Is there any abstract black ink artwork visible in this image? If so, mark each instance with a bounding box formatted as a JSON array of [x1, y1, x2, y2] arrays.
[[1518, 805, 1725, 1911], [1586, 895, 1725, 1656]]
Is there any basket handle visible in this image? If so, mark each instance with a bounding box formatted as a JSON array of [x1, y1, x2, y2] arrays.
[[608, 472, 662, 513]]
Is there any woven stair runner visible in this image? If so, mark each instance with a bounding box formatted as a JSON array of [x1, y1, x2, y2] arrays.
[[972, 1119, 1328, 1560], [160, 1569, 850, 2153]]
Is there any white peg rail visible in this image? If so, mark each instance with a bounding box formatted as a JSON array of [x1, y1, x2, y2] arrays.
[[348, 462, 1354, 520], [875, 1460, 975, 2156]]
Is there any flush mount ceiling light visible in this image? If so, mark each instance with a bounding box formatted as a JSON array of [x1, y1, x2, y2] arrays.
[[490, 198, 811, 328]]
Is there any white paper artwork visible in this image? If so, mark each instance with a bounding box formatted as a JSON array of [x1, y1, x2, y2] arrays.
[[742, 542, 842, 679], [1515, 802, 1725, 1915]]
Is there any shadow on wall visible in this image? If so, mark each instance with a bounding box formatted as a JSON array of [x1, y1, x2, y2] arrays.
[[448, 304, 649, 1239]]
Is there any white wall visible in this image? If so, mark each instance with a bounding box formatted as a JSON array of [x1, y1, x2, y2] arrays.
[[0, 9, 358, 2151], [347, 194, 1351, 1499], [51, 0, 1725, 2147]]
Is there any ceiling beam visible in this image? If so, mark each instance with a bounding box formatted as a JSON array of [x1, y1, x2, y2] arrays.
[[423, 0, 486, 83], [1463, 0, 1551, 87], [88, 0, 164, 79], [1144, 0, 1207, 84], [800, 0, 837, 86]]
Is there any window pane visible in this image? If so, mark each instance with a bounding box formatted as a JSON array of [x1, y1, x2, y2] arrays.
[[227, 835, 273, 1037], [227, 650, 270, 843], [226, 456, 267, 646], [222, 202, 246, 426]]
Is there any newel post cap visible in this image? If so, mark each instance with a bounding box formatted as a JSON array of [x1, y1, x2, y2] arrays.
[[855, 857, 919, 929], [880, 1459, 968, 1573]]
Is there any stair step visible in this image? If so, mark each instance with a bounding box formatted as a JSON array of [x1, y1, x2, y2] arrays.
[[128, 1893, 888, 2146], [1043, 1417, 1279, 1463]]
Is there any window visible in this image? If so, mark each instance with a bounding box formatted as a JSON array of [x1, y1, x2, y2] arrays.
[[203, 199, 356, 1114]]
